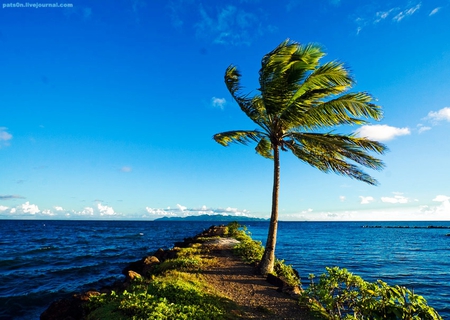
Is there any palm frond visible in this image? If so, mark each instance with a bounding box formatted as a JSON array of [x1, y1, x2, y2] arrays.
[[289, 61, 353, 105], [286, 92, 382, 130], [255, 137, 273, 159], [286, 139, 380, 185], [213, 130, 264, 147], [225, 66, 267, 126], [289, 132, 386, 170], [259, 40, 324, 116]]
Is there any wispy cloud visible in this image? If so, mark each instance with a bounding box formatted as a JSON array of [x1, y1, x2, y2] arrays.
[[211, 97, 226, 109], [393, 3, 421, 22], [0, 127, 12, 148], [0, 195, 25, 200], [429, 7, 441, 16], [356, 2, 422, 34], [355, 124, 411, 141], [374, 8, 398, 23], [195, 4, 273, 46], [417, 124, 431, 134], [121, 166, 132, 173]]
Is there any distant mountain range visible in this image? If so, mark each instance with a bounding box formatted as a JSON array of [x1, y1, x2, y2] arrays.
[[154, 214, 268, 222]]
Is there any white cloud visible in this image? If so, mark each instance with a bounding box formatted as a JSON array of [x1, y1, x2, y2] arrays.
[[360, 196, 374, 204], [42, 209, 56, 216], [393, 3, 421, 22], [145, 207, 177, 216], [427, 107, 450, 122], [355, 124, 410, 141], [339, 196, 346, 202], [381, 195, 410, 204], [81, 207, 94, 215], [0, 127, 12, 147], [121, 166, 132, 173], [433, 195, 450, 202], [0, 205, 9, 212], [21, 201, 40, 215], [144, 204, 252, 219], [429, 7, 441, 16], [54, 206, 64, 211], [419, 195, 450, 218], [211, 97, 226, 109], [97, 203, 116, 216]]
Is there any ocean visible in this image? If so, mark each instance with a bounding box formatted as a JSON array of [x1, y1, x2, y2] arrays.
[[0, 220, 449, 319]]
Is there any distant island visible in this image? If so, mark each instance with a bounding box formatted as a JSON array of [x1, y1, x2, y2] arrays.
[[154, 214, 268, 222]]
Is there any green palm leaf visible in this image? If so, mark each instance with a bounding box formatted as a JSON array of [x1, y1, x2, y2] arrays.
[[213, 130, 264, 147]]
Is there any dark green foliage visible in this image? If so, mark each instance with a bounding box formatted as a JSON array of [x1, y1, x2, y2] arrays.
[[225, 221, 241, 238], [233, 238, 265, 264], [228, 223, 264, 264], [274, 259, 301, 287], [300, 267, 442, 320]]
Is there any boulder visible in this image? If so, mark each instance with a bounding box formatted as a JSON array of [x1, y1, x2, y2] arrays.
[[266, 273, 302, 297], [142, 256, 160, 276], [40, 296, 85, 320]]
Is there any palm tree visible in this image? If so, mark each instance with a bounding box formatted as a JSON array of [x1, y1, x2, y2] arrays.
[[214, 39, 387, 275]]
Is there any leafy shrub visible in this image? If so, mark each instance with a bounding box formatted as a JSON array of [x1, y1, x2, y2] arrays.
[[233, 238, 264, 264], [225, 221, 241, 238], [227, 222, 265, 264], [300, 267, 442, 320], [273, 259, 301, 287]]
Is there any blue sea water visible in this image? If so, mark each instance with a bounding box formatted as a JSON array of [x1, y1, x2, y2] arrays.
[[1, 220, 449, 319]]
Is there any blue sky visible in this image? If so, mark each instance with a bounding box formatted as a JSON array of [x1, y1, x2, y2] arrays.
[[1, 0, 449, 221]]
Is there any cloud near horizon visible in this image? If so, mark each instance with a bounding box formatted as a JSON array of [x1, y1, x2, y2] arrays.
[[355, 124, 410, 141], [381, 193, 416, 204], [144, 204, 252, 219]]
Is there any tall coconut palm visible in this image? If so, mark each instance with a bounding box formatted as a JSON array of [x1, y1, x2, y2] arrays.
[[214, 39, 387, 275]]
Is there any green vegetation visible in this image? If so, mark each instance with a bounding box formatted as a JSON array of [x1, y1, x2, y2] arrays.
[[87, 275, 234, 320], [227, 222, 300, 286], [86, 223, 441, 320], [87, 245, 236, 320], [300, 267, 442, 320], [213, 39, 387, 275]]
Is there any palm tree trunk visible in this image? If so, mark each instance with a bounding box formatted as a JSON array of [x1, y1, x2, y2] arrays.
[[259, 145, 280, 275]]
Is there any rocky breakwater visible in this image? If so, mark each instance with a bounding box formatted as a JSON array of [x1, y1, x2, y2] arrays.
[[40, 225, 301, 319]]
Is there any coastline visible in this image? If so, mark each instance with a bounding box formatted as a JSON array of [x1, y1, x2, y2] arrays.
[[41, 224, 310, 319]]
